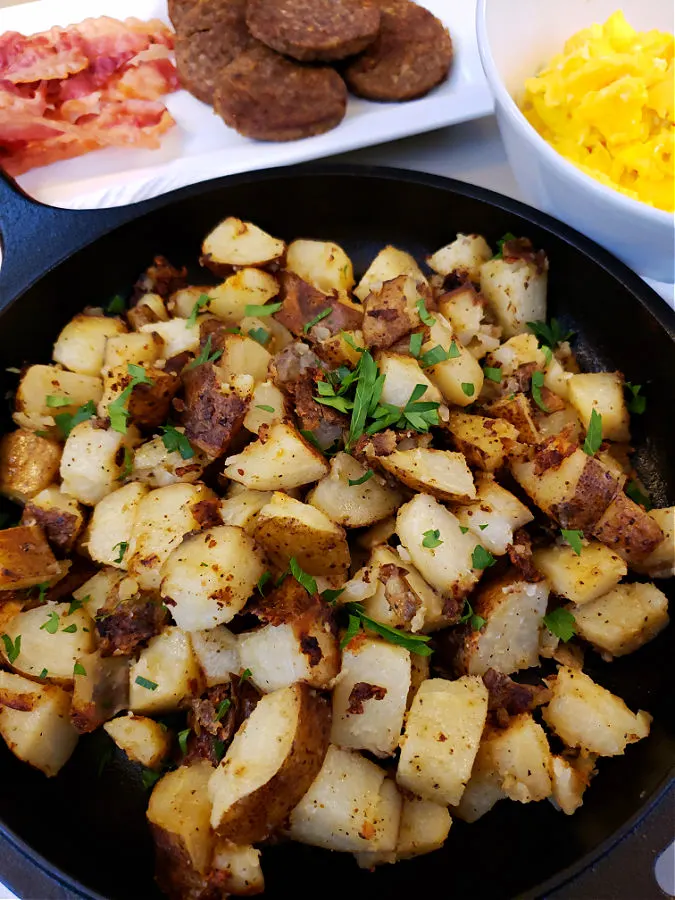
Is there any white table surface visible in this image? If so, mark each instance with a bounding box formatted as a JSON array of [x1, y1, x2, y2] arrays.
[[0, 115, 673, 900]]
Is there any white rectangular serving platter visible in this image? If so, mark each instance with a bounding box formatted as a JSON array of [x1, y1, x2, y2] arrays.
[[0, 0, 493, 209]]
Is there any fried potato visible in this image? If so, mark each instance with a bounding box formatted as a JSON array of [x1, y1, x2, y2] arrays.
[[70, 651, 129, 734], [487, 393, 540, 444], [14, 365, 103, 434], [217, 333, 272, 385], [452, 473, 533, 555], [285, 239, 354, 295], [210, 840, 264, 896], [127, 293, 169, 331], [200, 269, 280, 324], [209, 683, 331, 843], [0, 429, 62, 503], [53, 313, 127, 376], [85, 482, 148, 569], [427, 233, 492, 283], [224, 422, 328, 491], [591, 490, 664, 563], [72, 567, 125, 616], [307, 452, 403, 528], [253, 492, 350, 577], [243, 382, 287, 434], [354, 246, 429, 303], [633, 507, 675, 578], [139, 318, 200, 359], [395, 796, 452, 860], [423, 315, 484, 407], [568, 372, 630, 442], [190, 626, 241, 688], [202, 217, 286, 274], [532, 540, 627, 605], [104, 713, 172, 769], [573, 582, 669, 657], [549, 754, 593, 815], [102, 331, 164, 370], [378, 447, 475, 502], [0, 524, 63, 591], [131, 434, 208, 488], [21, 486, 85, 554], [377, 352, 443, 408], [61, 420, 137, 506], [480, 255, 547, 338], [446, 411, 519, 472], [219, 490, 272, 536], [129, 627, 203, 714], [438, 283, 485, 346], [451, 740, 506, 823], [480, 715, 552, 803]]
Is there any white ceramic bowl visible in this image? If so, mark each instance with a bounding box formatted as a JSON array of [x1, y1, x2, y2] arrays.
[[476, 0, 675, 283]]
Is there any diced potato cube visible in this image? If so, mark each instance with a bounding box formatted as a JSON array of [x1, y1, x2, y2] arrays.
[[190, 626, 240, 688], [14, 365, 103, 434], [210, 840, 264, 896], [286, 239, 354, 294], [201, 217, 285, 272], [85, 482, 148, 569], [378, 448, 475, 502], [21, 486, 85, 553], [104, 714, 171, 768], [103, 331, 164, 370], [243, 382, 287, 434], [480, 255, 547, 338], [129, 627, 203, 714], [61, 420, 136, 506], [634, 507, 675, 579], [0, 524, 63, 591], [532, 541, 627, 605], [139, 318, 200, 359], [53, 313, 127, 376], [224, 423, 328, 491], [481, 715, 552, 803], [204, 269, 280, 324], [568, 372, 630, 442], [72, 568, 125, 616], [549, 754, 594, 815], [423, 316, 484, 407], [308, 453, 403, 528], [354, 246, 428, 303], [452, 473, 533, 555], [573, 582, 669, 657], [377, 353, 443, 408], [0, 429, 62, 503], [446, 411, 519, 472], [217, 333, 272, 385], [131, 435, 208, 488], [438, 284, 485, 344], [427, 233, 492, 283], [219, 490, 272, 535], [396, 796, 452, 860]]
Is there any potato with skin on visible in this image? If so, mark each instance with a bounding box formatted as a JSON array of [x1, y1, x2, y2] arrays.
[[98, 365, 181, 432], [532, 540, 627, 606], [487, 392, 540, 444], [2, 602, 95, 684], [397, 676, 488, 806], [127, 293, 169, 331], [127, 482, 219, 591], [331, 637, 411, 758], [542, 666, 651, 756], [201, 217, 286, 275], [378, 447, 476, 502], [0, 524, 63, 591], [362, 275, 421, 350], [573, 582, 669, 658], [104, 714, 172, 769], [591, 490, 665, 564], [129, 627, 204, 715], [21, 487, 85, 554], [0, 430, 62, 503], [224, 422, 328, 491], [307, 452, 403, 528], [219, 490, 272, 536], [60, 420, 138, 507], [147, 761, 215, 900], [210, 840, 264, 896], [567, 372, 630, 442], [454, 573, 549, 676], [289, 744, 401, 854], [209, 683, 331, 843], [285, 239, 355, 295], [427, 233, 492, 283], [190, 626, 240, 688], [254, 492, 350, 577], [13, 365, 103, 434], [480, 253, 548, 338], [452, 473, 534, 555], [160, 525, 265, 631], [53, 313, 127, 376], [0, 670, 78, 777], [377, 352, 443, 409], [486, 332, 545, 375], [446, 411, 520, 472], [85, 482, 148, 569], [70, 650, 129, 734], [633, 507, 675, 578], [480, 714, 552, 803], [396, 494, 480, 600], [354, 245, 430, 303]]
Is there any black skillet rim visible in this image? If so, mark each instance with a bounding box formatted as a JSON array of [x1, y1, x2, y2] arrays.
[[0, 163, 673, 900]]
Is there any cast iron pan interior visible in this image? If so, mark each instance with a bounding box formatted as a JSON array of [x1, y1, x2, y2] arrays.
[[0, 166, 673, 900]]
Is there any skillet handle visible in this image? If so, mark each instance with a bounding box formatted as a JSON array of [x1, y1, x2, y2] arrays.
[[0, 171, 139, 306]]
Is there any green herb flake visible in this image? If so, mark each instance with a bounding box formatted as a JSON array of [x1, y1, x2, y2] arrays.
[[45, 395, 71, 408], [409, 332, 423, 358], [300, 429, 323, 452], [215, 699, 231, 721], [459, 525, 469, 534], [38, 668, 48, 679], [290, 557, 318, 596], [106, 294, 126, 315], [54, 400, 96, 439], [127, 364, 153, 385], [416, 299, 436, 327], [345, 603, 432, 656], [526, 319, 574, 349], [244, 301, 283, 318], [483, 366, 502, 383], [135, 676, 158, 691], [461, 382, 475, 398], [340, 613, 362, 650], [248, 327, 271, 345], [543, 346, 553, 367], [321, 588, 344, 604], [61, 623, 77, 634], [187, 335, 223, 371], [186, 294, 210, 328], [422, 528, 443, 549], [471, 614, 487, 631], [214, 739, 226, 762], [40, 611, 59, 634], [472, 545, 496, 570], [348, 469, 374, 487], [1, 633, 20, 664], [118, 446, 134, 481], [141, 768, 161, 790], [112, 541, 128, 564], [493, 232, 517, 259], [625, 480, 652, 511], [257, 571, 272, 594], [108, 365, 154, 435], [420, 344, 458, 368], [478, 523, 489, 531], [624, 382, 646, 415], [582, 409, 603, 456], [240, 668, 252, 684], [303, 308, 332, 334], [256, 404, 275, 413], [160, 425, 194, 460], [177, 728, 191, 755], [544, 608, 577, 642], [561, 529, 584, 556], [73, 662, 86, 676], [34, 582, 49, 604], [531, 370, 549, 412]]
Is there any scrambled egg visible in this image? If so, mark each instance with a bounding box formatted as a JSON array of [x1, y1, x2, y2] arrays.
[[521, 10, 674, 212]]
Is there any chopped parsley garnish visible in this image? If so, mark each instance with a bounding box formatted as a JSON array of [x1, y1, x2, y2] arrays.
[[244, 301, 283, 317], [340, 613, 361, 650], [461, 382, 475, 397], [214, 739, 226, 762], [135, 676, 158, 691], [54, 400, 96, 439], [106, 294, 126, 315], [315, 380, 354, 415], [248, 327, 270, 345], [118, 446, 134, 481], [108, 365, 154, 434], [257, 571, 272, 594], [177, 728, 191, 755], [289, 557, 318, 596], [624, 382, 646, 414], [68, 598, 84, 615], [112, 541, 128, 564], [483, 366, 502, 383], [422, 529, 443, 549], [561, 529, 584, 556], [458, 600, 486, 631], [38, 668, 48, 679], [73, 662, 86, 676], [34, 582, 49, 604], [625, 480, 652, 510], [542, 346, 553, 367], [420, 343, 460, 368], [61, 623, 77, 634], [531, 370, 549, 412], [526, 319, 574, 349], [256, 404, 275, 413], [300, 429, 322, 451], [186, 293, 210, 328], [544, 608, 576, 642], [1, 633, 20, 663], [582, 409, 603, 456], [141, 768, 161, 790], [409, 332, 423, 358], [366, 383, 440, 436], [472, 545, 496, 570], [348, 469, 374, 487], [321, 588, 344, 604], [303, 308, 332, 334], [343, 603, 432, 656], [40, 611, 59, 634], [416, 299, 436, 327], [46, 395, 70, 408], [493, 232, 516, 259], [478, 523, 489, 531], [240, 668, 252, 684], [186, 335, 223, 371], [160, 425, 194, 460], [215, 699, 231, 721], [459, 525, 469, 534], [347, 350, 384, 447]]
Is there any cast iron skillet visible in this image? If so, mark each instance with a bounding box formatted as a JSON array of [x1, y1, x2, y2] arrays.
[[0, 165, 673, 900]]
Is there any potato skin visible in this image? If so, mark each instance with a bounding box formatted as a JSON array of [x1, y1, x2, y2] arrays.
[[0, 429, 62, 503], [214, 683, 331, 843]]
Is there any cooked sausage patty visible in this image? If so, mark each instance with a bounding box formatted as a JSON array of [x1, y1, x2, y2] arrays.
[[174, 0, 256, 105], [213, 45, 347, 141], [246, 0, 381, 62], [167, 0, 198, 29], [344, 0, 453, 102]]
